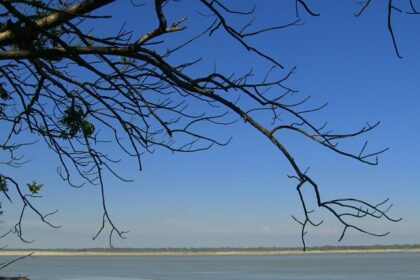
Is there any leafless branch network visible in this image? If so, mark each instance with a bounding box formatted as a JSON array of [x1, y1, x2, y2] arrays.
[[0, 0, 404, 248]]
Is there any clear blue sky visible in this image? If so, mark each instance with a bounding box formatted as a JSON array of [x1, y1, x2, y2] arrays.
[[2, 1, 420, 248]]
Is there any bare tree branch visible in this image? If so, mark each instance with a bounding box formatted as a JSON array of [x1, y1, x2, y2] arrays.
[[0, 0, 404, 249]]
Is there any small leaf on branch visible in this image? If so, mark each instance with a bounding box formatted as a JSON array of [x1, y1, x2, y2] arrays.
[[26, 180, 43, 195]]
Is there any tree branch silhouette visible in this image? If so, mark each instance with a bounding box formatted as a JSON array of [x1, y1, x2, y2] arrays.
[[0, 0, 403, 249]]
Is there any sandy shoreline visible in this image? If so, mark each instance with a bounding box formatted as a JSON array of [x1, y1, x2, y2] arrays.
[[0, 249, 419, 257]]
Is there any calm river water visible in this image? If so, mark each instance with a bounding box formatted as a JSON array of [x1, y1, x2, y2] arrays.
[[0, 252, 419, 279]]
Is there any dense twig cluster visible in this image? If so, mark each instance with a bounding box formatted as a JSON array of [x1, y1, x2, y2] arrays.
[[0, 0, 403, 248]]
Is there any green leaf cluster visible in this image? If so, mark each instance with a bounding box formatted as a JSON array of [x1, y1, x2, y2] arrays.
[[60, 105, 95, 139], [0, 176, 8, 193], [26, 180, 42, 195]]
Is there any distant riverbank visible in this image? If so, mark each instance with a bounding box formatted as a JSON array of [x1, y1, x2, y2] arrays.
[[1, 245, 420, 256]]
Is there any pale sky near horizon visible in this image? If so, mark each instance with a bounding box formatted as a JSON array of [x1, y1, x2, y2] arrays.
[[1, 1, 420, 249]]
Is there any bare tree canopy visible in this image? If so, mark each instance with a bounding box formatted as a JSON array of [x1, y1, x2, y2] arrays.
[[0, 0, 409, 250]]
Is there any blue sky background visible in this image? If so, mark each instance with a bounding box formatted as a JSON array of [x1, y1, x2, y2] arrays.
[[1, 0, 420, 248]]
